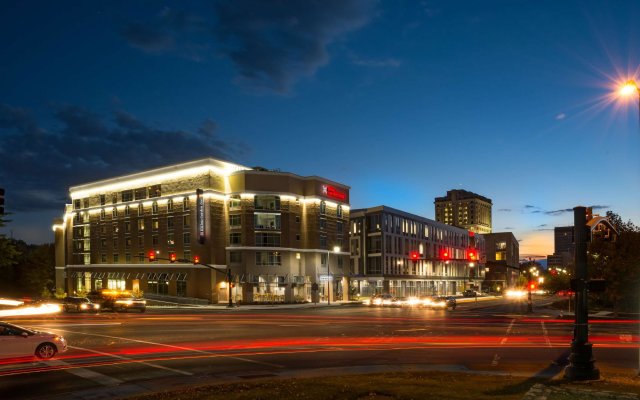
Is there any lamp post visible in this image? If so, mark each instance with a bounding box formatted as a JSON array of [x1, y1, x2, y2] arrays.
[[527, 258, 534, 313], [617, 79, 640, 375], [326, 246, 341, 305]]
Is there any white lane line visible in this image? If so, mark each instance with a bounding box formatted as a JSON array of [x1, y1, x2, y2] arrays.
[[541, 321, 551, 348], [39, 327, 284, 369], [492, 318, 516, 367], [44, 359, 123, 386], [70, 345, 192, 376]]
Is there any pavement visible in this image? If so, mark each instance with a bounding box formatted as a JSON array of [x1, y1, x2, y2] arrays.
[[523, 383, 639, 400]]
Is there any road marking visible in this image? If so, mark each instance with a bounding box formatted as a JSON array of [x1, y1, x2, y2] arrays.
[[39, 326, 284, 369], [492, 318, 516, 367], [37, 323, 123, 327], [70, 345, 193, 376], [541, 321, 551, 347], [44, 359, 123, 386]]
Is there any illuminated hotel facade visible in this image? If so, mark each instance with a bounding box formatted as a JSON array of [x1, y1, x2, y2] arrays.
[[349, 206, 485, 297], [54, 158, 350, 304], [434, 189, 492, 234]]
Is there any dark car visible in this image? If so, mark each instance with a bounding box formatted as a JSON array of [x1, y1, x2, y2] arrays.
[[111, 297, 146, 313], [462, 290, 477, 297], [62, 297, 100, 313]]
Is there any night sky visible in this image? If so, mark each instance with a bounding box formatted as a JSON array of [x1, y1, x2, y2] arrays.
[[1, 0, 639, 258]]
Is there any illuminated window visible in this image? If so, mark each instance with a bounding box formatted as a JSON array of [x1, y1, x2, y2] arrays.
[[167, 199, 173, 212], [167, 233, 174, 245], [138, 203, 144, 215], [337, 205, 343, 218], [112, 208, 118, 218], [152, 202, 158, 214], [138, 219, 144, 231], [125, 205, 130, 216], [100, 209, 105, 220], [183, 215, 190, 227], [113, 253, 119, 263], [228, 195, 241, 209], [183, 197, 190, 210], [152, 218, 159, 231], [320, 201, 326, 215], [100, 194, 106, 206], [229, 214, 241, 227]]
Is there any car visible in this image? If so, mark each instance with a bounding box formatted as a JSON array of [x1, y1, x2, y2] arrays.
[[0, 321, 67, 360], [462, 289, 477, 297], [112, 297, 146, 312], [426, 296, 456, 310], [62, 297, 100, 313], [366, 294, 396, 307]]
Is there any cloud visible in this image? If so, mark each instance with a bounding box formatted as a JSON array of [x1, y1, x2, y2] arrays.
[[503, 226, 515, 230], [214, 0, 374, 93], [555, 113, 566, 120], [0, 103, 248, 212], [497, 208, 511, 212], [122, 1, 375, 93], [349, 54, 402, 68]]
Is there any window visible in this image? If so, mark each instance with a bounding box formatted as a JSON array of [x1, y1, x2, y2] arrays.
[[183, 250, 191, 261], [101, 238, 106, 248], [113, 238, 118, 249], [296, 215, 300, 223], [138, 219, 145, 231], [183, 232, 190, 245], [125, 237, 131, 248], [152, 235, 159, 246], [113, 223, 119, 234], [101, 225, 107, 234], [74, 199, 81, 210], [338, 256, 344, 269], [320, 201, 326, 215], [228, 195, 241, 209], [167, 199, 173, 211], [125, 205, 130, 216], [152, 218, 159, 231], [138, 203, 144, 215], [229, 233, 241, 245], [125, 221, 131, 233], [82, 198, 89, 208], [121, 190, 133, 202], [112, 208, 118, 218], [152, 201, 158, 214], [167, 233, 175, 245], [100, 194, 106, 206], [183, 215, 190, 227], [138, 252, 144, 262], [337, 205, 343, 218], [148, 185, 161, 198], [320, 235, 327, 249], [254, 213, 280, 230], [336, 221, 344, 234], [254, 195, 280, 211], [255, 251, 281, 266], [126, 253, 132, 263], [229, 214, 241, 227], [319, 218, 326, 230], [255, 233, 280, 247], [296, 234, 300, 241], [101, 254, 107, 263], [138, 236, 144, 247], [229, 251, 242, 264], [113, 253, 119, 263], [100, 209, 105, 220], [183, 197, 190, 210], [112, 194, 117, 204], [134, 187, 147, 200], [177, 280, 187, 297]]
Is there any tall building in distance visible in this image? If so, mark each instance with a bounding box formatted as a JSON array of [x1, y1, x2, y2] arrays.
[[434, 189, 492, 234], [481, 232, 520, 291]]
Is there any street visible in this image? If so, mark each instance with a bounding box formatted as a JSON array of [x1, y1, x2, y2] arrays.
[[0, 296, 637, 399]]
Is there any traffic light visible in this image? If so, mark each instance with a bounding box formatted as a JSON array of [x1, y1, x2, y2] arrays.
[[410, 251, 419, 264], [467, 249, 477, 262], [440, 250, 450, 261], [528, 281, 537, 291], [169, 253, 177, 263], [193, 255, 200, 265], [148, 251, 156, 262]]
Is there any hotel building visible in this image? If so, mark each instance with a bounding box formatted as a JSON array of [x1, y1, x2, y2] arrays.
[[349, 206, 485, 297], [53, 158, 350, 304], [434, 189, 492, 234]]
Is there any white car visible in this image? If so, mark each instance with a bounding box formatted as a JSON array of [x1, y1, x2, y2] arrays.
[[0, 321, 67, 360]]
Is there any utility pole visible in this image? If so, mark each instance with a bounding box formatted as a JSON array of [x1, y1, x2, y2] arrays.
[[564, 206, 599, 380]]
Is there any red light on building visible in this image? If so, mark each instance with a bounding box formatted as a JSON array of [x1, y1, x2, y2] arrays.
[[410, 251, 419, 261], [440, 250, 450, 260], [467, 249, 477, 261], [321, 184, 347, 201], [529, 282, 537, 291], [148, 251, 156, 262], [193, 255, 200, 265], [169, 253, 177, 263]]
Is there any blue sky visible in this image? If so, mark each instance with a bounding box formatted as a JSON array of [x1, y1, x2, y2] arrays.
[[1, 0, 639, 258]]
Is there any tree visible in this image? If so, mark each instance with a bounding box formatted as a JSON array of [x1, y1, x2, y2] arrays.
[[588, 211, 640, 313], [0, 215, 20, 269]]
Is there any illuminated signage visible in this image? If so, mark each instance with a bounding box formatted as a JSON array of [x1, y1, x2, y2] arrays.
[[196, 189, 205, 244], [321, 184, 347, 201]]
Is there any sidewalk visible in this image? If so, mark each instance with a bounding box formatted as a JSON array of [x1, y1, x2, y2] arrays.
[[147, 299, 360, 310]]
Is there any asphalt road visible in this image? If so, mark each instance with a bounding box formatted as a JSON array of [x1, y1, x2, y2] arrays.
[[0, 296, 637, 400]]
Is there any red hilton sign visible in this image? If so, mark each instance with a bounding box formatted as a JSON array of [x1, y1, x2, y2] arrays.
[[322, 184, 346, 201]]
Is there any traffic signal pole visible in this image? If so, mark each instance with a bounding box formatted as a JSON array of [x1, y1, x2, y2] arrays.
[[564, 206, 599, 380]]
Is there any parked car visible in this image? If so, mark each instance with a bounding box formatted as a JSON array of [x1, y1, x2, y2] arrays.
[[0, 321, 67, 360], [62, 297, 100, 313], [462, 289, 477, 297], [111, 297, 146, 313]]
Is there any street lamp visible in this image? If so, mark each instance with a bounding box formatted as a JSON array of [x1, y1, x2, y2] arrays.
[[527, 258, 534, 313], [619, 79, 640, 126], [326, 246, 341, 305]]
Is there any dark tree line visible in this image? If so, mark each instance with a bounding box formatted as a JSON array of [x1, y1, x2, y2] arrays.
[[588, 211, 640, 313], [0, 216, 55, 298]]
